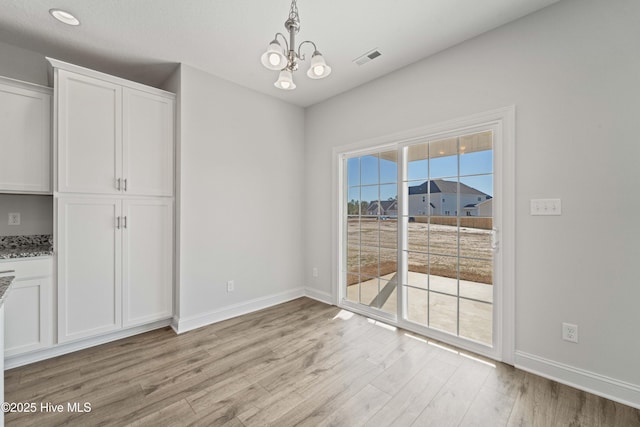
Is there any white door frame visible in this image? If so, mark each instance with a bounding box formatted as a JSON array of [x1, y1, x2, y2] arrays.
[[332, 106, 515, 364]]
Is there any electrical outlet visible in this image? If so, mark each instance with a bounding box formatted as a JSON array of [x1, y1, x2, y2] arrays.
[[227, 280, 235, 292], [312, 267, 318, 278], [562, 323, 578, 343], [8, 212, 21, 225]]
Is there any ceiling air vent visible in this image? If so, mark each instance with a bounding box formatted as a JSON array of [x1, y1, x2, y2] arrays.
[[353, 48, 382, 66]]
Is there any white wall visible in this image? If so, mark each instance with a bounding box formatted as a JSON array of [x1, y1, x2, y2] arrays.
[[177, 64, 305, 325], [304, 0, 640, 406], [0, 195, 53, 236]]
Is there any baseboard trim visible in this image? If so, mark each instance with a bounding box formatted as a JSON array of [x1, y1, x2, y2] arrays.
[[515, 351, 640, 409], [304, 287, 334, 305], [5, 319, 172, 370], [174, 287, 306, 334]]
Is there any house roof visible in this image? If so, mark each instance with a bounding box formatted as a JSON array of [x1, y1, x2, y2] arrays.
[[367, 200, 397, 213], [408, 179, 488, 197]]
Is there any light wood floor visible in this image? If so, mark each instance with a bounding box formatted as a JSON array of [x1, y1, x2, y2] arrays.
[[4, 298, 640, 426]]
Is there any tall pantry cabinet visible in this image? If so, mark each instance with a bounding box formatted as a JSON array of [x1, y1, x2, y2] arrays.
[[49, 59, 174, 343]]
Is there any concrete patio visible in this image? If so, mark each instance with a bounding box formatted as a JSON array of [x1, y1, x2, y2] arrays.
[[346, 271, 492, 345]]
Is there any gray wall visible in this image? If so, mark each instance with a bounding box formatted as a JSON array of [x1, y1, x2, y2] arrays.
[[0, 40, 49, 86], [304, 0, 640, 396], [177, 64, 305, 320]]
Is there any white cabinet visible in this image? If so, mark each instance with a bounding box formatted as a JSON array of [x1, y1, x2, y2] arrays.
[[0, 77, 52, 193], [57, 198, 121, 343], [2, 258, 53, 356], [56, 70, 122, 194], [57, 197, 172, 343], [0, 303, 4, 427], [122, 199, 173, 327], [54, 62, 174, 196], [51, 58, 175, 348], [123, 89, 174, 196]]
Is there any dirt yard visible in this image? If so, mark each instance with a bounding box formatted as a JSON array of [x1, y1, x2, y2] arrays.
[[347, 217, 493, 284]]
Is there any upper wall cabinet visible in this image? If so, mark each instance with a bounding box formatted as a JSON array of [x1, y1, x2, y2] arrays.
[[52, 59, 175, 197], [0, 77, 52, 194]]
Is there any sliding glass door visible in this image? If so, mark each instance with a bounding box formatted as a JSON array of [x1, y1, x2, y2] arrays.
[[340, 128, 498, 353]]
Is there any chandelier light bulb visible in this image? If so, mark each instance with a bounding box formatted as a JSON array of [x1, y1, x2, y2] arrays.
[[261, 40, 286, 70], [274, 70, 296, 90], [269, 53, 282, 67], [307, 51, 332, 79]]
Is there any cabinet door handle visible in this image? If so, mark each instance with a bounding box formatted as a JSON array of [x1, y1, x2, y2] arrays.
[[116, 216, 121, 229], [124, 178, 128, 192], [123, 216, 128, 229], [0, 270, 16, 274], [117, 178, 122, 191]]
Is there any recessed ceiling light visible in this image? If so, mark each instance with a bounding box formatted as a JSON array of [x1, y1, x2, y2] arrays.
[[49, 9, 80, 26]]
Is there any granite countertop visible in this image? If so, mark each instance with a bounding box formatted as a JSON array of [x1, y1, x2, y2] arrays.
[[0, 235, 54, 260], [0, 275, 15, 307]]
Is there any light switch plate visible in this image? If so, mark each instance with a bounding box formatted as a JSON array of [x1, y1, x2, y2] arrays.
[[530, 199, 561, 216]]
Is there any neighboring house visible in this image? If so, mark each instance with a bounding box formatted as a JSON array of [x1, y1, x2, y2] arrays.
[[476, 198, 493, 217], [367, 200, 398, 216], [408, 179, 492, 216]]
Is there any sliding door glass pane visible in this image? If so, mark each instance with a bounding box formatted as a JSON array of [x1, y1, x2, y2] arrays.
[[401, 130, 494, 347], [343, 149, 398, 317]]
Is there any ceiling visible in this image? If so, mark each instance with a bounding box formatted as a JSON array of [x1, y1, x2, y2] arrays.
[[0, 0, 560, 107]]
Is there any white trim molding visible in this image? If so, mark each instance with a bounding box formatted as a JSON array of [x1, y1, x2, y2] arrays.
[[173, 287, 306, 334], [5, 319, 172, 370], [304, 287, 333, 305], [515, 351, 640, 410]]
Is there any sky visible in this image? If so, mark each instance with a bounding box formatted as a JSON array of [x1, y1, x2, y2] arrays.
[[347, 149, 493, 202]]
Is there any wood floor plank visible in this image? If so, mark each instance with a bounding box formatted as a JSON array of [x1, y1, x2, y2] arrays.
[[365, 356, 458, 427], [458, 386, 517, 427], [370, 344, 436, 395], [316, 384, 392, 427], [3, 297, 639, 427], [125, 398, 197, 426], [411, 358, 493, 426]]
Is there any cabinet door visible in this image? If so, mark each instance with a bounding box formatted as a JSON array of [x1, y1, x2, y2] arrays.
[[123, 88, 174, 196], [0, 80, 51, 193], [57, 70, 122, 194], [58, 197, 122, 342], [4, 277, 52, 356], [122, 199, 173, 327]]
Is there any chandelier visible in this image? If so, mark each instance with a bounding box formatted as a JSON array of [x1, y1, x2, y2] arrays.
[[260, 0, 332, 90]]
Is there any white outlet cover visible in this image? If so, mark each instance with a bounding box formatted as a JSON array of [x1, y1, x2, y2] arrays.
[[8, 212, 21, 225], [562, 322, 578, 343]]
